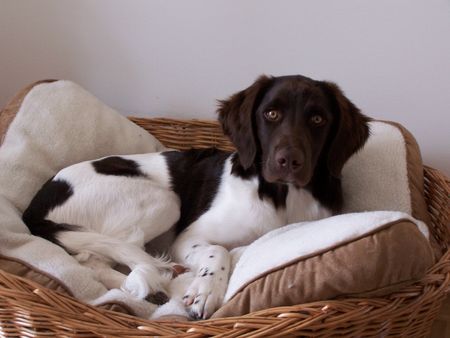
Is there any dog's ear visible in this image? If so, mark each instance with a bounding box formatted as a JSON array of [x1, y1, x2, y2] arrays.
[[217, 75, 273, 169], [320, 81, 370, 178]]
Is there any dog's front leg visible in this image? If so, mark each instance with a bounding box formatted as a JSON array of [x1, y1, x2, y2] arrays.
[[172, 239, 231, 319]]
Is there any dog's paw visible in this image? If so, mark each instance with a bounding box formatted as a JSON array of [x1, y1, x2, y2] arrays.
[[182, 268, 228, 320], [121, 264, 170, 299]]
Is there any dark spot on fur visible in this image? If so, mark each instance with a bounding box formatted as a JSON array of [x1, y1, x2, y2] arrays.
[[92, 156, 145, 177], [231, 153, 288, 209], [22, 178, 79, 245], [209, 255, 214, 258], [192, 244, 199, 248], [146, 291, 169, 305], [221, 267, 225, 270], [163, 149, 230, 234], [194, 300, 200, 304], [257, 176, 289, 209], [183, 295, 189, 299], [209, 272, 214, 276], [199, 267, 210, 277]]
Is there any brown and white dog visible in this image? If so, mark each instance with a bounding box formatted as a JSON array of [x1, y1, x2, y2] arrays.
[[23, 75, 370, 319]]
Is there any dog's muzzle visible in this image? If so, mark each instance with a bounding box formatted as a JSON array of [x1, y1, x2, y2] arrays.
[[264, 147, 311, 186]]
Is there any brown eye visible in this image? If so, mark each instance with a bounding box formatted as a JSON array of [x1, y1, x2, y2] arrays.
[[310, 115, 325, 126], [264, 110, 281, 121]]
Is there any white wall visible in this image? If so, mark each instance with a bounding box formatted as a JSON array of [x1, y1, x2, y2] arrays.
[[1, 0, 449, 174]]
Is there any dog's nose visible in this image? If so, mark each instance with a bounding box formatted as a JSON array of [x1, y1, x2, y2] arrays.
[[275, 149, 303, 171]]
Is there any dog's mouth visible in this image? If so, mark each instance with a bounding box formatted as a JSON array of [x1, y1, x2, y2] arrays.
[[269, 176, 309, 187], [262, 164, 312, 187]]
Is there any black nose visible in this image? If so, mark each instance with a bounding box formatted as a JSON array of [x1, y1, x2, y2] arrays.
[[275, 149, 303, 171]]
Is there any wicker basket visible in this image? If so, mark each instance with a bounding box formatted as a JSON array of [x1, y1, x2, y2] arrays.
[[0, 117, 449, 337]]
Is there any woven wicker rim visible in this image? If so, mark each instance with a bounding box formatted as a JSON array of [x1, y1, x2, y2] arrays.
[[0, 117, 448, 337]]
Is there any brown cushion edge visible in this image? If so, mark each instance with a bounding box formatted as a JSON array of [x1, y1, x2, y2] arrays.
[[213, 220, 433, 318], [224, 218, 430, 304]]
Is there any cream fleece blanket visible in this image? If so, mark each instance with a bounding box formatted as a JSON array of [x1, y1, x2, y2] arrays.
[[0, 80, 426, 318], [0, 81, 166, 317]]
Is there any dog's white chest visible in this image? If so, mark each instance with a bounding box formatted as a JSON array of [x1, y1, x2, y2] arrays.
[[185, 159, 283, 248], [183, 159, 332, 249], [286, 187, 332, 223]]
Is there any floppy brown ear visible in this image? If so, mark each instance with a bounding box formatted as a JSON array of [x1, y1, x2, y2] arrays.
[[321, 81, 370, 178], [217, 75, 273, 169]]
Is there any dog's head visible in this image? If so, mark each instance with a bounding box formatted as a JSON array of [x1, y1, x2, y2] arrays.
[[218, 75, 370, 186]]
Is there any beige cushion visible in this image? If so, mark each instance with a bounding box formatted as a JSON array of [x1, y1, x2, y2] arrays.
[[341, 121, 439, 257], [213, 216, 433, 318]]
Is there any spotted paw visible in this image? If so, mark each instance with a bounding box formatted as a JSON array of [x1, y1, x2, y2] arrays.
[[182, 270, 227, 319]]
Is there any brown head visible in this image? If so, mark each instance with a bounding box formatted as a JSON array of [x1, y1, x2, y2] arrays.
[[218, 75, 370, 187]]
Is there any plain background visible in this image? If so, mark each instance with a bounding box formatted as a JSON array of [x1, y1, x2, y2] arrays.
[[0, 0, 449, 174]]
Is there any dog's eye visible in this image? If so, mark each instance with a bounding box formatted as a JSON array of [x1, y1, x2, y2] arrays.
[[310, 115, 326, 126], [264, 110, 281, 121]]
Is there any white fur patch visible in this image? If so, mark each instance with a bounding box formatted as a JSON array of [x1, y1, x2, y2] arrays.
[[171, 158, 330, 252], [50, 153, 179, 245]]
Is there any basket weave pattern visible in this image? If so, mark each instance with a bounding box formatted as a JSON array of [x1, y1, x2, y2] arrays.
[[0, 117, 449, 337]]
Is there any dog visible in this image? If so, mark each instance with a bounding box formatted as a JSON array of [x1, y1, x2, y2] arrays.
[[22, 74, 370, 319]]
